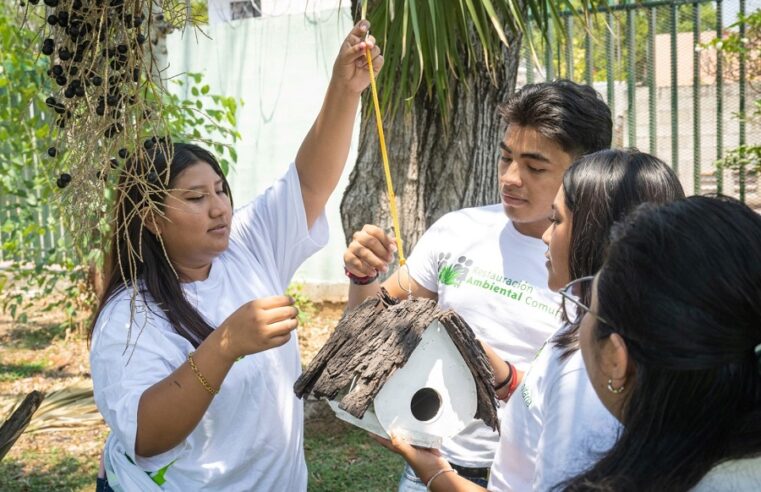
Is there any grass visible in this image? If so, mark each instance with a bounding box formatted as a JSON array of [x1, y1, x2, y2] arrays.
[[305, 418, 404, 491], [0, 418, 403, 492], [0, 362, 46, 382], [0, 448, 98, 492], [6, 322, 69, 350], [0, 301, 401, 490]]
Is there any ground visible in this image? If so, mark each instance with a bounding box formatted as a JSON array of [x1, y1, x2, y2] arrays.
[[0, 301, 402, 491]]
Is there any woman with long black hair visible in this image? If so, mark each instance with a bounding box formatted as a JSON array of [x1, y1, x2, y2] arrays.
[[383, 149, 685, 491], [567, 196, 761, 491], [89, 21, 383, 491]]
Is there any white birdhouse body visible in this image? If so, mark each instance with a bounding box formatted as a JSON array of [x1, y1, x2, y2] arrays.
[[329, 319, 477, 448]]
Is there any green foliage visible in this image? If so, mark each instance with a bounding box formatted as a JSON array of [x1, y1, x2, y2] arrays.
[[709, 8, 761, 175], [158, 72, 242, 174], [191, 0, 210, 24], [364, 0, 602, 123], [529, 3, 716, 84], [0, 4, 90, 330], [0, 3, 241, 328], [0, 362, 46, 382], [287, 282, 315, 324], [0, 449, 97, 492]]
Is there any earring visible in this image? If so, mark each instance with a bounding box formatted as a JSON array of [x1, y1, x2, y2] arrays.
[[607, 378, 625, 394]]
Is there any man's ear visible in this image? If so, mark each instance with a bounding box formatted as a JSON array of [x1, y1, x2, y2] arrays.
[[599, 333, 631, 387]]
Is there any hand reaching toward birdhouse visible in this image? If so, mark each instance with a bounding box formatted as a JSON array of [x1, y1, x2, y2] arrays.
[[373, 434, 487, 491]]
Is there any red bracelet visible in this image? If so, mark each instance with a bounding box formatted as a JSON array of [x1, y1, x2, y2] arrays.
[[495, 362, 520, 400], [344, 266, 379, 285], [506, 362, 520, 396]]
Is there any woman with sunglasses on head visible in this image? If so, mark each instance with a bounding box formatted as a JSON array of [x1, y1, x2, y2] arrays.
[[384, 149, 684, 491], [563, 196, 761, 491]]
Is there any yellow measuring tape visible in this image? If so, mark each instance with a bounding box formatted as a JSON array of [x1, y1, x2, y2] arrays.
[[364, 45, 406, 267]]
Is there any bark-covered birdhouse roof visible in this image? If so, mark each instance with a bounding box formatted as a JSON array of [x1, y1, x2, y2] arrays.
[[294, 289, 499, 431]]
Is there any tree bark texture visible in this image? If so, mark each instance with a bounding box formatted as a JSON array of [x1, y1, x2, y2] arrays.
[[340, 33, 523, 255]]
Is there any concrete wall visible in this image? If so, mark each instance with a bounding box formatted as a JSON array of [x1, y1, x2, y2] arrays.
[[620, 82, 761, 202]]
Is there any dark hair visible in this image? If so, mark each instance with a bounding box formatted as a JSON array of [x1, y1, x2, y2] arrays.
[[498, 80, 612, 158], [88, 142, 233, 348], [553, 149, 684, 357], [564, 196, 761, 492]]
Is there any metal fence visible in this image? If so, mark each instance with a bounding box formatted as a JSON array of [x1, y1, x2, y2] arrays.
[[521, 0, 760, 206], [0, 92, 66, 265]]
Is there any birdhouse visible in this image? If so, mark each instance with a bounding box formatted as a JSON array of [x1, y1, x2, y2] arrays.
[[294, 290, 499, 448]]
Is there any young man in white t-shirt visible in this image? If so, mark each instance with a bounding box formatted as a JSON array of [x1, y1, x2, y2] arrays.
[[342, 80, 613, 489]]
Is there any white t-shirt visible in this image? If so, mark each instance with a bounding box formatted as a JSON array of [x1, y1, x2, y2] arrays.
[[405, 204, 561, 468], [90, 164, 328, 491], [692, 456, 761, 491], [488, 336, 621, 492]]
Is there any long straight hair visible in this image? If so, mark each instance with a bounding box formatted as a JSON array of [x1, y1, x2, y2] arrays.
[[88, 142, 233, 348], [552, 149, 684, 358], [563, 196, 761, 491]]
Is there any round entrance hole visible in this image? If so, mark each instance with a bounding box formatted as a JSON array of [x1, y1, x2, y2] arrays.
[[410, 387, 442, 422]]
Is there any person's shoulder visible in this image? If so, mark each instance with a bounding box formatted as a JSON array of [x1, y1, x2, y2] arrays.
[[92, 286, 166, 341], [97, 287, 143, 319], [435, 203, 505, 227], [693, 456, 761, 491]]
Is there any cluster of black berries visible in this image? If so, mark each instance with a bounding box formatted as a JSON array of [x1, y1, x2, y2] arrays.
[[30, 0, 149, 189], [36, 0, 146, 134]]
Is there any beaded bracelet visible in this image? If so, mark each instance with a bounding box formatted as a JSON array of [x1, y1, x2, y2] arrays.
[[188, 351, 219, 396]]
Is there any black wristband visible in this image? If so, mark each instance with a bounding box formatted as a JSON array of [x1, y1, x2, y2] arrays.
[[494, 362, 514, 391]]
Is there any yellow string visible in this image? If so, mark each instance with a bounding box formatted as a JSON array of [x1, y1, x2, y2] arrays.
[[365, 45, 406, 266]]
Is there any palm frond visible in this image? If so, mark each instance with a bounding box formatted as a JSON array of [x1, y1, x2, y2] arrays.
[[364, 0, 605, 122], [1, 384, 100, 435]]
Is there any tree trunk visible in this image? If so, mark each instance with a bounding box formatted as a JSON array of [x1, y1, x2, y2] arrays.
[[340, 33, 522, 254]]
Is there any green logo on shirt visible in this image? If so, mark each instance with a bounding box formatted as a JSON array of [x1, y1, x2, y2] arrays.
[[436, 253, 561, 318], [437, 253, 473, 287]]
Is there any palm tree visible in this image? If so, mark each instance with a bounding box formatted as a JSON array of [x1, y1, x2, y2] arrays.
[[341, 0, 592, 251]]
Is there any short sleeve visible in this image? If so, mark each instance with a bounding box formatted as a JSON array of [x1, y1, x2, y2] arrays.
[[90, 293, 191, 471], [405, 215, 451, 293], [533, 353, 620, 491], [229, 163, 329, 290]]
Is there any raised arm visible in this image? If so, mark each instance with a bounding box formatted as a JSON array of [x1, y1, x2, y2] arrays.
[[295, 20, 383, 228]]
